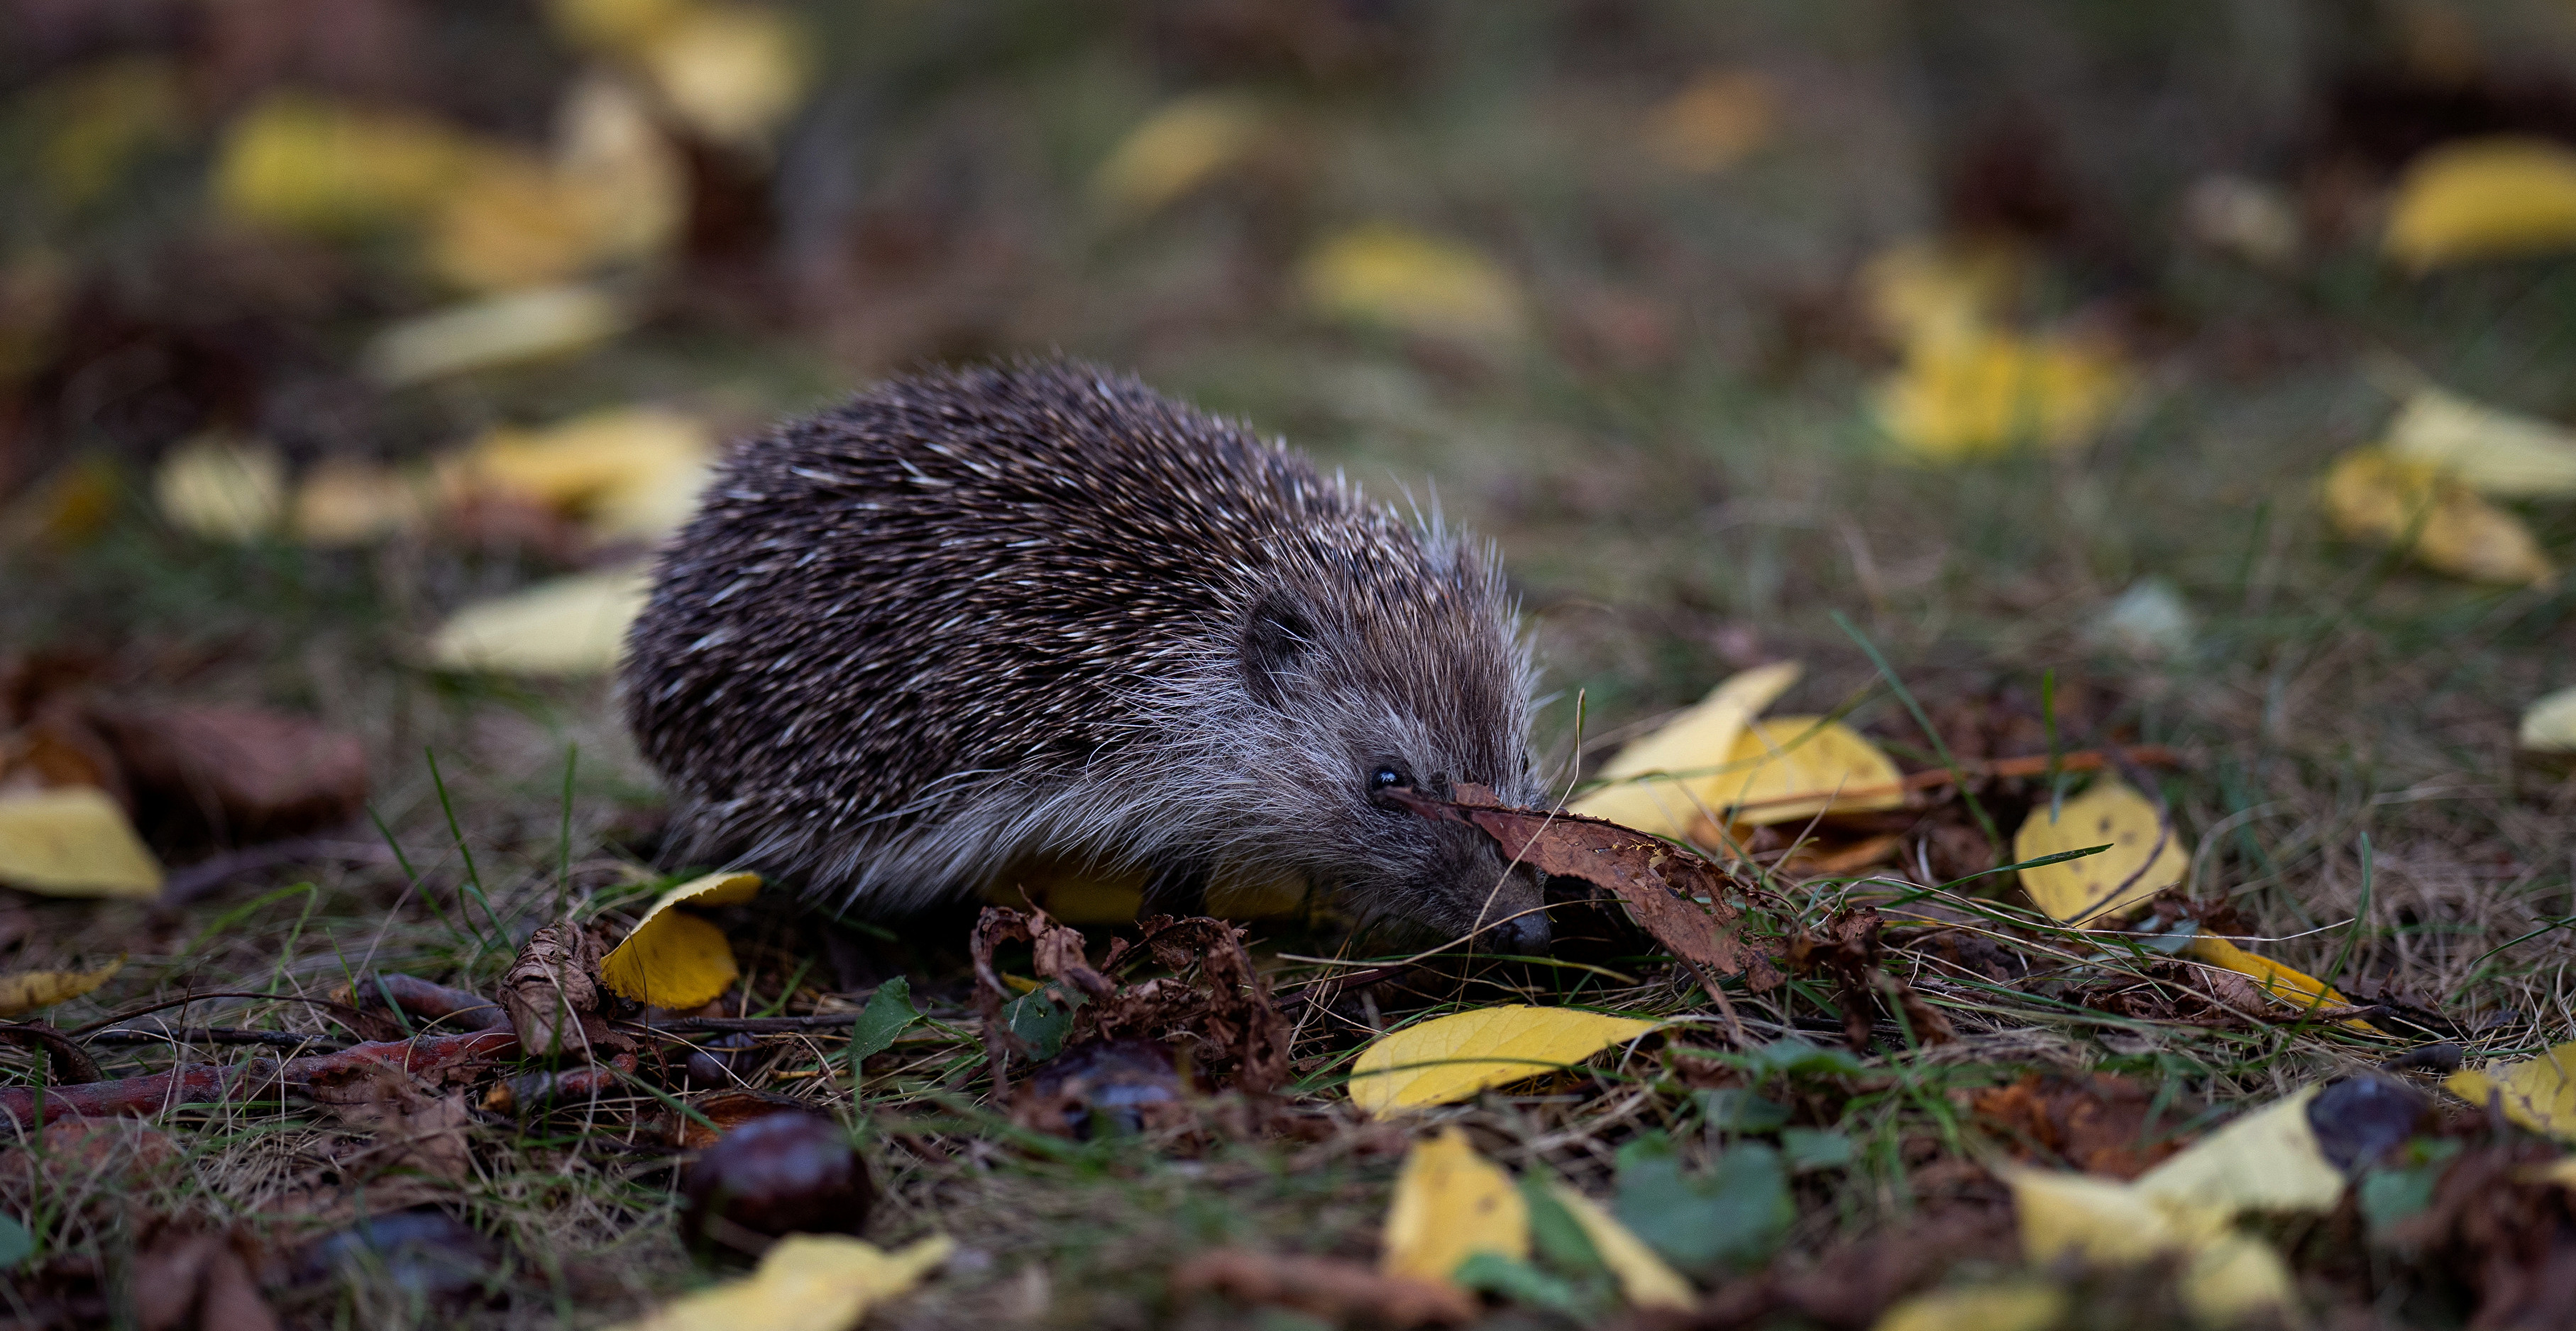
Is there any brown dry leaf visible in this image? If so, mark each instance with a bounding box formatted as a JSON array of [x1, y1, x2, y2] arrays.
[[2321, 446, 2554, 586], [0, 956, 123, 1019], [971, 908, 1289, 1096], [95, 705, 368, 844], [1646, 70, 1778, 174], [1173, 1248, 1475, 1327], [1969, 1073, 2186, 1180], [0, 785, 163, 899], [133, 1227, 284, 1331], [1381, 1126, 1528, 1288], [1388, 785, 1780, 988], [304, 1059, 475, 1182], [501, 920, 609, 1059]]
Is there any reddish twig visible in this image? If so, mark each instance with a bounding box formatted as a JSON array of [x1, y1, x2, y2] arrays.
[[0, 1029, 518, 1129], [348, 974, 507, 1032]]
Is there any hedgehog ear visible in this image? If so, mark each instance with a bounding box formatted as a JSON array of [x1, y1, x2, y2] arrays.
[[1240, 589, 1317, 706]]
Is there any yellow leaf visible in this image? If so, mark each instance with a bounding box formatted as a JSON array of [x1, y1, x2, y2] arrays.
[[1093, 93, 1266, 219], [33, 59, 187, 211], [154, 435, 285, 543], [2521, 1156, 2576, 1190], [2384, 136, 2576, 271], [362, 285, 632, 385], [1872, 1282, 2067, 1331], [1299, 225, 1524, 343], [5, 455, 124, 552], [458, 407, 716, 539], [985, 861, 1147, 925], [2182, 934, 2372, 1028], [426, 565, 653, 676], [2384, 385, 2576, 497], [291, 460, 434, 548], [428, 154, 618, 294], [2447, 1042, 2576, 1142], [1875, 329, 2128, 461], [637, 4, 812, 150], [2013, 781, 2185, 927], [1540, 1179, 1694, 1310], [2179, 1232, 2301, 1327], [1348, 1005, 1658, 1117], [554, 73, 688, 265], [1570, 661, 1802, 837], [549, 0, 691, 51], [0, 958, 124, 1020], [1711, 714, 1905, 827], [610, 1232, 952, 1331], [214, 93, 491, 236], [1381, 1127, 1527, 1287], [2004, 1167, 2196, 1266], [2521, 685, 2576, 752], [0, 788, 164, 900], [2132, 1083, 2345, 1218], [2321, 446, 2554, 586], [598, 870, 762, 1009], [1856, 238, 2022, 348], [1646, 70, 1777, 175]]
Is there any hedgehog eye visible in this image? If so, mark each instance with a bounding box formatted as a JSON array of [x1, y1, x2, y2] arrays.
[[1369, 766, 1409, 792]]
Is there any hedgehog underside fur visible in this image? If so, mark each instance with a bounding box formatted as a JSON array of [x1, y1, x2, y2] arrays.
[[622, 360, 1546, 944]]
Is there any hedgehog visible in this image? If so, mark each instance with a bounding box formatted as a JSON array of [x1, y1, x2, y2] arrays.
[[620, 360, 1551, 951]]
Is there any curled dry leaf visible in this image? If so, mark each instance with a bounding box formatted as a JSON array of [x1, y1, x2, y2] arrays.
[[1969, 1072, 2186, 1180], [1173, 1248, 1476, 1327], [971, 907, 1288, 1098], [1386, 784, 1782, 989], [1381, 1127, 1527, 1288], [501, 920, 610, 1059], [304, 1059, 475, 1183], [2013, 780, 2184, 927], [0, 786, 163, 899], [598, 870, 761, 1010], [1785, 905, 1953, 1051], [1346, 1006, 1658, 1117]]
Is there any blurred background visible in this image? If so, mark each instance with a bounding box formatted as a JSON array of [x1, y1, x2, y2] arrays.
[[4, 0, 2575, 910]]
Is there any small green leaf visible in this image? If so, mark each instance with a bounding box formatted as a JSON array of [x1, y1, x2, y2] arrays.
[[0, 1214, 31, 1271], [1614, 1132, 1792, 1276], [1519, 1173, 1605, 1277], [1745, 1037, 1864, 1079], [1781, 1127, 1854, 1172], [1451, 1252, 1590, 1315], [1002, 983, 1086, 1063], [2360, 1137, 2463, 1237], [847, 976, 919, 1075], [1699, 1088, 1790, 1133]]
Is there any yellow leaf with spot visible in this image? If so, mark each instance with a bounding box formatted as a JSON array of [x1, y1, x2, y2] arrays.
[[2183, 934, 2373, 1029], [1300, 225, 1524, 343], [362, 285, 632, 386], [1381, 1127, 1527, 1287], [636, 4, 811, 150], [1570, 661, 1801, 837], [214, 93, 492, 236], [1540, 1178, 1693, 1310], [155, 435, 284, 543], [427, 565, 653, 676], [1646, 70, 1777, 175], [1710, 714, 1905, 827], [2384, 385, 2576, 498], [2385, 136, 2576, 270], [609, 1233, 952, 1331], [2448, 1042, 2576, 1142], [599, 870, 762, 1010], [1093, 93, 1265, 219], [1348, 1005, 1658, 1117], [0, 958, 124, 1019], [1857, 238, 2023, 348], [456, 407, 715, 539], [2013, 781, 2185, 927], [1875, 328, 2128, 461], [1872, 1283, 2067, 1331], [2134, 1083, 2345, 1217], [0, 788, 164, 900], [2522, 686, 2576, 753], [2321, 446, 2553, 586]]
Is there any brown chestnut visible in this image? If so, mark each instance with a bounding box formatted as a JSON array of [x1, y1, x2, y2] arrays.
[[679, 1112, 873, 1256]]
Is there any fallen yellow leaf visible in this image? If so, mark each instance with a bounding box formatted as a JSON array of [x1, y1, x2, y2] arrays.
[[2384, 136, 2576, 271], [2522, 686, 2576, 752], [2384, 385, 2576, 498], [0, 788, 165, 900], [2005, 1167, 2196, 1266], [554, 73, 689, 267], [426, 565, 653, 676], [362, 285, 632, 386], [1712, 714, 1905, 827], [1871, 1282, 2067, 1331], [458, 407, 716, 539], [1541, 1178, 1694, 1310], [291, 459, 434, 547], [1381, 1127, 1527, 1287], [1646, 70, 1777, 175], [636, 3, 811, 150], [1299, 225, 1524, 344], [1570, 661, 1802, 837], [214, 93, 490, 236], [0, 958, 125, 1019], [2522, 1156, 2576, 1190], [2179, 1232, 2302, 1328], [2132, 1083, 2346, 1217], [154, 435, 284, 543], [1875, 328, 2128, 461], [2182, 934, 2372, 1028], [598, 870, 762, 1009], [428, 155, 617, 294], [2321, 446, 2554, 586], [610, 1232, 952, 1331], [2447, 1042, 2576, 1142], [1092, 93, 1265, 219], [2013, 781, 2185, 927], [549, 0, 690, 51], [1856, 238, 2022, 348], [1347, 1005, 1658, 1117]]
